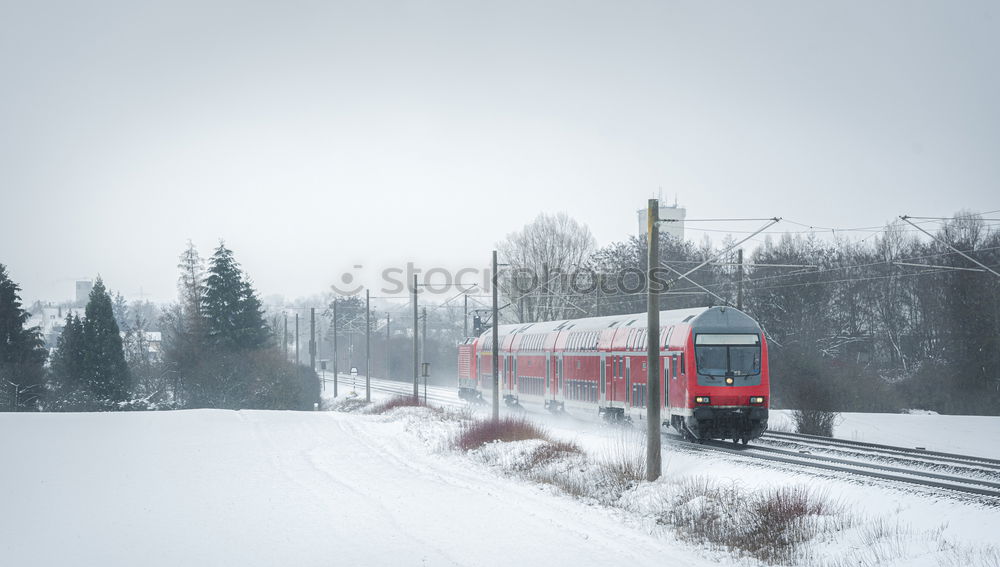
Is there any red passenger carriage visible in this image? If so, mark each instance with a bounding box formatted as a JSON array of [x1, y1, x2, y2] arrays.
[[457, 306, 769, 442]]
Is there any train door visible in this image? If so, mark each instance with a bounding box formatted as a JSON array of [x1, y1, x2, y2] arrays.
[[501, 356, 508, 396], [557, 356, 564, 400], [625, 357, 632, 410], [600, 354, 607, 403], [545, 353, 551, 398], [549, 355, 556, 400], [511, 356, 518, 393]]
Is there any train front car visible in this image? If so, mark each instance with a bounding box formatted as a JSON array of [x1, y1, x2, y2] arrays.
[[669, 307, 769, 443]]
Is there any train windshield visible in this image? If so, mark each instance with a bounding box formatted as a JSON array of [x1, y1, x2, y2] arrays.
[[694, 334, 761, 377]]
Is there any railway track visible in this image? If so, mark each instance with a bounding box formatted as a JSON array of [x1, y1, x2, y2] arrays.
[[761, 430, 1000, 473], [668, 434, 1000, 500], [351, 377, 1000, 501]]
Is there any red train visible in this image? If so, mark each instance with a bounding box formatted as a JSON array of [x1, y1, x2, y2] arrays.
[[457, 306, 769, 443]]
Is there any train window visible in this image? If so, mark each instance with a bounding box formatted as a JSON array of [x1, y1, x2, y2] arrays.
[[576, 360, 581, 370]]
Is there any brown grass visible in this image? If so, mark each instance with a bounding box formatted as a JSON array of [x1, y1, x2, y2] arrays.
[[370, 395, 434, 414], [455, 416, 551, 451]]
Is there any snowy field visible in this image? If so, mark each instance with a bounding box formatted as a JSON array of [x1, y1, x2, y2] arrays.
[[0, 408, 717, 567], [769, 409, 1000, 460], [2, 393, 999, 567]]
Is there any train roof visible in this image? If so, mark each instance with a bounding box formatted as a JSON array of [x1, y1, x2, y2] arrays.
[[479, 306, 760, 340]]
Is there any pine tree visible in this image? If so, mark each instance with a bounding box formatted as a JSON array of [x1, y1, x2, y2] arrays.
[[49, 314, 86, 408], [177, 240, 208, 343], [82, 278, 130, 407], [203, 242, 270, 351], [0, 264, 47, 411]]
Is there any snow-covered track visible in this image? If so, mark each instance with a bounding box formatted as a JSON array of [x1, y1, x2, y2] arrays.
[[666, 433, 1000, 500], [762, 430, 1000, 471], [335, 376, 464, 408]]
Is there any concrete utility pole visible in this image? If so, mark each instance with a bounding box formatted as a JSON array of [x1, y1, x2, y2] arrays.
[[385, 313, 391, 380], [332, 300, 338, 397], [310, 308, 316, 371], [463, 293, 468, 337], [413, 274, 419, 399], [421, 307, 427, 372], [365, 289, 371, 403], [295, 313, 300, 365], [492, 250, 500, 422], [737, 248, 744, 311], [283, 314, 288, 359], [646, 198, 663, 482]]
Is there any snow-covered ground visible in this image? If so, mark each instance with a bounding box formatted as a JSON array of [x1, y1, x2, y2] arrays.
[[3, 385, 999, 567], [335, 379, 1000, 565], [0, 408, 717, 567], [769, 409, 1000, 460]]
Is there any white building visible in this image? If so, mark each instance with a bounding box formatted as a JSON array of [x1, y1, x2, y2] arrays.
[[75, 280, 93, 306], [637, 198, 686, 240]]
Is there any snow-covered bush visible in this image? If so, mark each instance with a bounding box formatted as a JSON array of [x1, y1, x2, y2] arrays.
[[653, 477, 847, 565]]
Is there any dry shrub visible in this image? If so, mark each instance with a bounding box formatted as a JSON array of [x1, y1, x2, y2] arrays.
[[792, 409, 839, 437], [370, 395, 433, 414], [658, 477, 846, 565], [595, 430, 646, 499], [527, 439, 583, 468], [329, 394, 369, 413], [455, 416, 550, 451]]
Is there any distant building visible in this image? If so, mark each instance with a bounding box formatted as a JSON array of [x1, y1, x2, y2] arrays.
[[637, 198, 686, 240], [27, 305, 86, 349], [75, 280, 93, 306]]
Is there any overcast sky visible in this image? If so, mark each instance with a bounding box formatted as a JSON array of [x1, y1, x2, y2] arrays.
[[2, 0, 997, 304]]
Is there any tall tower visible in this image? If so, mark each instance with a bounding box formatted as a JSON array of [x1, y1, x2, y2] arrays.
[[637, 197, 686, 240], [75, 280, 93, 306]]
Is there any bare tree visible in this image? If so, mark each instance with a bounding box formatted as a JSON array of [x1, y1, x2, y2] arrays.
[[498, 212, 596, 322]]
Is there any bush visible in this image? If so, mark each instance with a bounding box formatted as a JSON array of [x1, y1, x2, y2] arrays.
[[657, 478, 846, 565], [180, 348, 320, 410], [596, 430, 646, 496], [455, 416, 550, 451], [792, 409, 839, 437], [370, 395, 431, 414]]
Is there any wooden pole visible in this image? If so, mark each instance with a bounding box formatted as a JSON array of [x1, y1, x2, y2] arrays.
[[365, 289, 371, 403], [413, 275, 419, 399], [646, 198, 663, 481], [332, 300, 338, 397], [492, 250, 500, 422]]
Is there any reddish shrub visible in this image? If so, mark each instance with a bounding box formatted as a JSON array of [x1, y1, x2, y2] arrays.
[[455, 416, 550, 451]]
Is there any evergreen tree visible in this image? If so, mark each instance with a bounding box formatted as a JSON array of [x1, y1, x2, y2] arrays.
[[0, 264, 47, 411], [203, 242, 270, 351], [49, 314, 87, 409], [82, 278, 130, 407]]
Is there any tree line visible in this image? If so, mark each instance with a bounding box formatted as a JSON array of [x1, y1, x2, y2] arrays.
[[498, 212, 1000, 415], [0, 242, 319, 411]]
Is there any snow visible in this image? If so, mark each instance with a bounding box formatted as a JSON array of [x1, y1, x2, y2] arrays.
[[769, 409, 1000, 459], [0, 408, 716, 567], [3, 384, 999, 567]]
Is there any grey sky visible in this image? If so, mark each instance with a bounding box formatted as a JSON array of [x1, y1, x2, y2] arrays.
[[2, 0, 997, 304]]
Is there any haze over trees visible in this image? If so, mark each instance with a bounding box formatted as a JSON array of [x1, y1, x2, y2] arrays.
[[161, 241, 319, 410], [47, 277, 131, 410]]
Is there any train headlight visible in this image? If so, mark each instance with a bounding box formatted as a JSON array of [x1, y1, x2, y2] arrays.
[[725, 377, 734, 385], [695, 396, 710, 404], [749, 396, 765, 404]]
